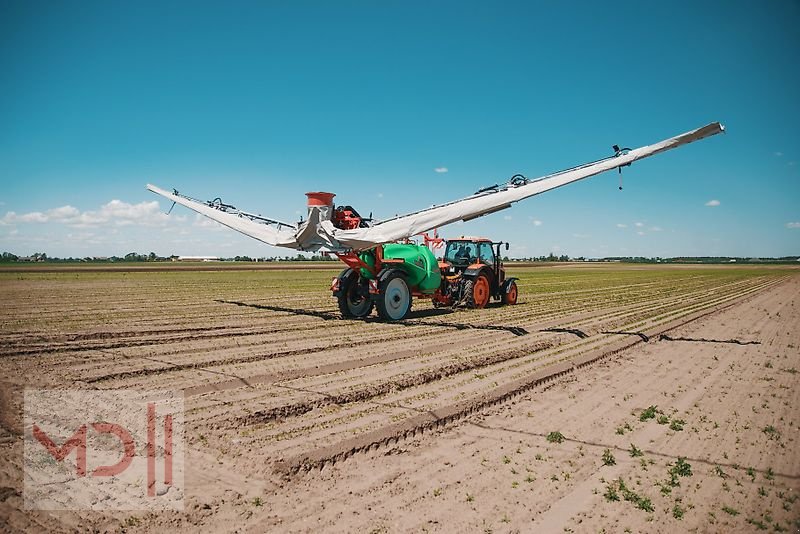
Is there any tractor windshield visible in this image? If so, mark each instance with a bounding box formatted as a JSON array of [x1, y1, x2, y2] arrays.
[[479, 242, 495, 265], [445, 241, 477, 265]]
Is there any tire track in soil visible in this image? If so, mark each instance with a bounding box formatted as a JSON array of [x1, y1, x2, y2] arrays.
[[272, 276, 787, 476], [238, 342, 555, 426], [0, 325, 315, 357]]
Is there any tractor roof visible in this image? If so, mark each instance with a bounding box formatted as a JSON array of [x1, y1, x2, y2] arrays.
[[450, 236, 492, 243]]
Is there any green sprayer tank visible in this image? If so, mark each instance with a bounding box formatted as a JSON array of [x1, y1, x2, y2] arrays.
[[358, 244, 441, 293]]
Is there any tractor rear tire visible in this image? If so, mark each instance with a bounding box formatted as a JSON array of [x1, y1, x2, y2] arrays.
[[465, 273, 490, 309], [375, 270, 411, 321], [337, 272, 374, 318], [502, 280, 518, 305]]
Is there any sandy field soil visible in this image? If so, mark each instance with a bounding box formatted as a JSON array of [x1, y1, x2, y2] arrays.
[[0, 265, 797, 532]]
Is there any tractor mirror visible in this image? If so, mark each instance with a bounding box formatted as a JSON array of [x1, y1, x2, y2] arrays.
[[505, 243, 509, 251]]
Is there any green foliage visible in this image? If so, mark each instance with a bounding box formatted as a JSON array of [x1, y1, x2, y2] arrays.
[[670, 458, 692, 478], [665, 457, 692, 487], [604, 478, 654, 512], [602, 449, 616, 466], [546, 431, 565, 444], [603, 482, 620, 502], [762, 425, 780, 440], [669, 419, 685, 431], [721, 505, 739, 516], [639, 405, 658, 422], [629, 444, 643, 457], [616, 422, 634, 435]]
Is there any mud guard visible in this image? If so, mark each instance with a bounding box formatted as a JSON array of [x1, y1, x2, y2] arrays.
[[502, 277, 519, 293], [331, 267, 355, 297], [462, 264, 491, 280]]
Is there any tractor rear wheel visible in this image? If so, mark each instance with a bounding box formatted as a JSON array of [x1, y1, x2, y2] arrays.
[[337, 273, 373, 318], [465, 274, 490, 309], [502, 280, 518, 305], [375, 270, 411, 321]]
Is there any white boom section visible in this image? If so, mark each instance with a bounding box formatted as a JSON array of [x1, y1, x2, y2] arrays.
[[146, 184, 300, 248], [327, 122, 724, 250], [147, 121, 724, 252]]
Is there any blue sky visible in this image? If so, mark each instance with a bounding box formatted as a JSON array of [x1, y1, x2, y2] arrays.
[[1, 0, 798, 258]]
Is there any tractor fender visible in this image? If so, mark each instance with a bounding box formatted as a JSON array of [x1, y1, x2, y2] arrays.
[[502, 277, 519, 293], [462, 264, 491, 280], [331, 267, 356, 297]]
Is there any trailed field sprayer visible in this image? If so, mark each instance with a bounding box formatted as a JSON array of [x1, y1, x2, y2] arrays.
[[330, 230, 518, 321], [146, 122, 725, 321]]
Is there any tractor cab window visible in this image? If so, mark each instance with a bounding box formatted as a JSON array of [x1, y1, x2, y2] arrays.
[[478, 242, 495, 265], [445, 241, 476, 264]]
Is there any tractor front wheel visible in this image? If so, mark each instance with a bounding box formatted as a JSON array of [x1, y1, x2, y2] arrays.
[[465, 274, 490, 309], [337, 273, 374, 318], [502, 280, 518, 305], [375, 271, 412, 321]]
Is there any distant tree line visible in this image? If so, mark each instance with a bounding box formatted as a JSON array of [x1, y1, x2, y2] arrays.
[[0, 251, 338, 263], [1, 251, 797, 264]]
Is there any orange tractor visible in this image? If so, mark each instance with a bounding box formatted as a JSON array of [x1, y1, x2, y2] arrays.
[[433, 237, 518, 309]]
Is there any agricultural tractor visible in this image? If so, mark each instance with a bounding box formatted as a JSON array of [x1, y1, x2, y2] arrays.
[[331, 236, 518, 321]]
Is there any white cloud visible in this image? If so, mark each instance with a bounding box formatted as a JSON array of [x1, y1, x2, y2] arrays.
[[2, 200, 185, 228], [637, 231, 645, 236], [572, 233, 590, 239], [650, 226, 663, 232], [3, 211, 49, 223], [705, 199, 720, 207], [775, 152, 783, 157], [634, 222, 644, 227], [434, 167, 448, 173], [48, 205, 81, 220], [503, 215, 512, 221], [616, 223, 627, 228], [532, 219, 542, 226], [787, 222, 800, 229], [377, 192, 384, 198]]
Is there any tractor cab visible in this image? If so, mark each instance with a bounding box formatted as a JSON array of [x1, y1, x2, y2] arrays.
[[433, 236, 517, 309], [444, 238, 496, 269]]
